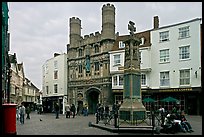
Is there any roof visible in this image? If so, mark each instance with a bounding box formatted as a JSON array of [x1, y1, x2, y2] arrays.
[[153, 18, 202, 31], [111, 30, 151, 52]]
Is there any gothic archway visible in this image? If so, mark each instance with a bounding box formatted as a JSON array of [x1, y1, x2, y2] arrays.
[[86, 87, 100, 114]]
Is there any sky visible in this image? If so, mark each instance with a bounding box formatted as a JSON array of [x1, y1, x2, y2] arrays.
[[8, 2, 202, 89]]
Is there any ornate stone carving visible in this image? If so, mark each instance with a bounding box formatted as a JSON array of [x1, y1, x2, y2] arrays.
[[128, 21, 136, 37]]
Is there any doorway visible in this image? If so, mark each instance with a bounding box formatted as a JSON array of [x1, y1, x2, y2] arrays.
[[86, 88, 100, 114]]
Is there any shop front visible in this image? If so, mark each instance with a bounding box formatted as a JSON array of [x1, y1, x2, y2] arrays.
[[42, 96, 64, 114], [141, 87, 201, 115]]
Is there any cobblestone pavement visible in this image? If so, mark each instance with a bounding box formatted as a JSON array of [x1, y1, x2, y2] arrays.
[[16, 112, 202, 135], [16, 112, 118, 135]]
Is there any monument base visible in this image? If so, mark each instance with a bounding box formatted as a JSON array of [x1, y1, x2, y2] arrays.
[[119, 98, 146, 122]]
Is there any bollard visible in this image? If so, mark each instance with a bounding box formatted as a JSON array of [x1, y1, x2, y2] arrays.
[[114, 113, 118, 128]]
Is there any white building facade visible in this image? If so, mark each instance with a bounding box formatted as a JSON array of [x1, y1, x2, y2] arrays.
[[109, 18, 202, 115], [109, 30, 152, 104], [42, 53, 68, 114], [149, 18, 202, 115]]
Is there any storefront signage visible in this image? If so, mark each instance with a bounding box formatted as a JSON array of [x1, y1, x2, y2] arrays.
[[113, 89, 123, 93], [159, 88, 192, 92]]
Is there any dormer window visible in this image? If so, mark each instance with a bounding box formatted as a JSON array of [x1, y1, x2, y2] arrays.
[[119, 41, 125, 49]]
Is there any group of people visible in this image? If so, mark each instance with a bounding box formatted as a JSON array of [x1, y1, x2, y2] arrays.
[[159, 106, 194, 134], [96, 102, 121, 122], [16, 103, 31, 124], [64, 103, 76, 118], [55, 102, 90, 119]]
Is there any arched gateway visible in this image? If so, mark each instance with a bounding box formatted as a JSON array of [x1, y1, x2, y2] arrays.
[[85, 87, 101, 114]]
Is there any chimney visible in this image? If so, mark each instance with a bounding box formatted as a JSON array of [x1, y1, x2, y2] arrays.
[[154, 16, 159, 29]]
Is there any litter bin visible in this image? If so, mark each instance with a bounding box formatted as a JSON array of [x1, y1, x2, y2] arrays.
[[2, 103, 17, 135]]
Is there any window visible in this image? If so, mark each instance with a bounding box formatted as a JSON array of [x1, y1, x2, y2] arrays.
[[180, 69, 190, 85], [54, 84, 58, 93], [160, 71, 170, 86], [46, 86, 49, 94], [115, 95, 123, 104], [114, 54, 121, 65], [179, 26, 190, 39], [79, 49, 83, 57], [159, 31, 169, 42], [54, 61, 58, 69], [54, 70, 58, 79], [119, 41, 125, 48], [78, 64, 82, 73], [94, 62, 99, 71], [94, 45, 99, 53], [160, 49, 169, 63], [113, 76, 117, 86], [179, 46, 190, 60], [141, 74, 146, 86], [119, 75, 124, 86]]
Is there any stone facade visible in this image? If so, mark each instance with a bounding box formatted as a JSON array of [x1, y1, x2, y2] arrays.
[[9, 53, 24, 105], [67, 3, 116, 114], [9, 53, 39, 109]]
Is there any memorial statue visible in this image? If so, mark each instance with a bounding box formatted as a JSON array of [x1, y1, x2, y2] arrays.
[[128, 21, 136, 37]]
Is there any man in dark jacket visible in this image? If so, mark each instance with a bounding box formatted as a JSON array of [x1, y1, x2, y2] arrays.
[[55, 103, 60, 119], [26, 105, 31, 119], [70, 104, 76, 118]]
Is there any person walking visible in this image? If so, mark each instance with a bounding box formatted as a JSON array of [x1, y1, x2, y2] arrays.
[[65, 104, 71, 118], [26, 105, 31, 119], [16, 105, 20, 121], [55, 103, 60, 119], [83, 104, 88, 116], [70, 104, 76, 118], [19, 103, 26, 124]]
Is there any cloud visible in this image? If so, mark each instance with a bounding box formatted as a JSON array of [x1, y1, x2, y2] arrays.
[[8, 2, 202, 89]]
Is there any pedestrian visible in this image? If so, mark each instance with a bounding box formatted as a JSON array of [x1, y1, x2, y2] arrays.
[[104, 105, 110, 118], [38, 105, 43, 114], [83, 104, 88, 116], [65, 104, 71, 118], [26, 105, 31, 119], [99, 104, 104, 120], [172, 105, 177, 114], [77, 105, 80, 116], [55, 102, 60, 119], [19, 103, 26, 124], [96, 103, 101, 121], [159, 106, 165, 126], [70, 104, 76, 118], [179, 110, 194, 132], [16, 105, 20, 121]]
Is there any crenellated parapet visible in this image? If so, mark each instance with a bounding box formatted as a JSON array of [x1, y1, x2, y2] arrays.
[[102, 3, 115, 11], [81, 31, 102, 45]]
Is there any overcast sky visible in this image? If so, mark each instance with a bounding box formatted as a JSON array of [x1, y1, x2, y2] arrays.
[[8, 2, 202, 89]]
